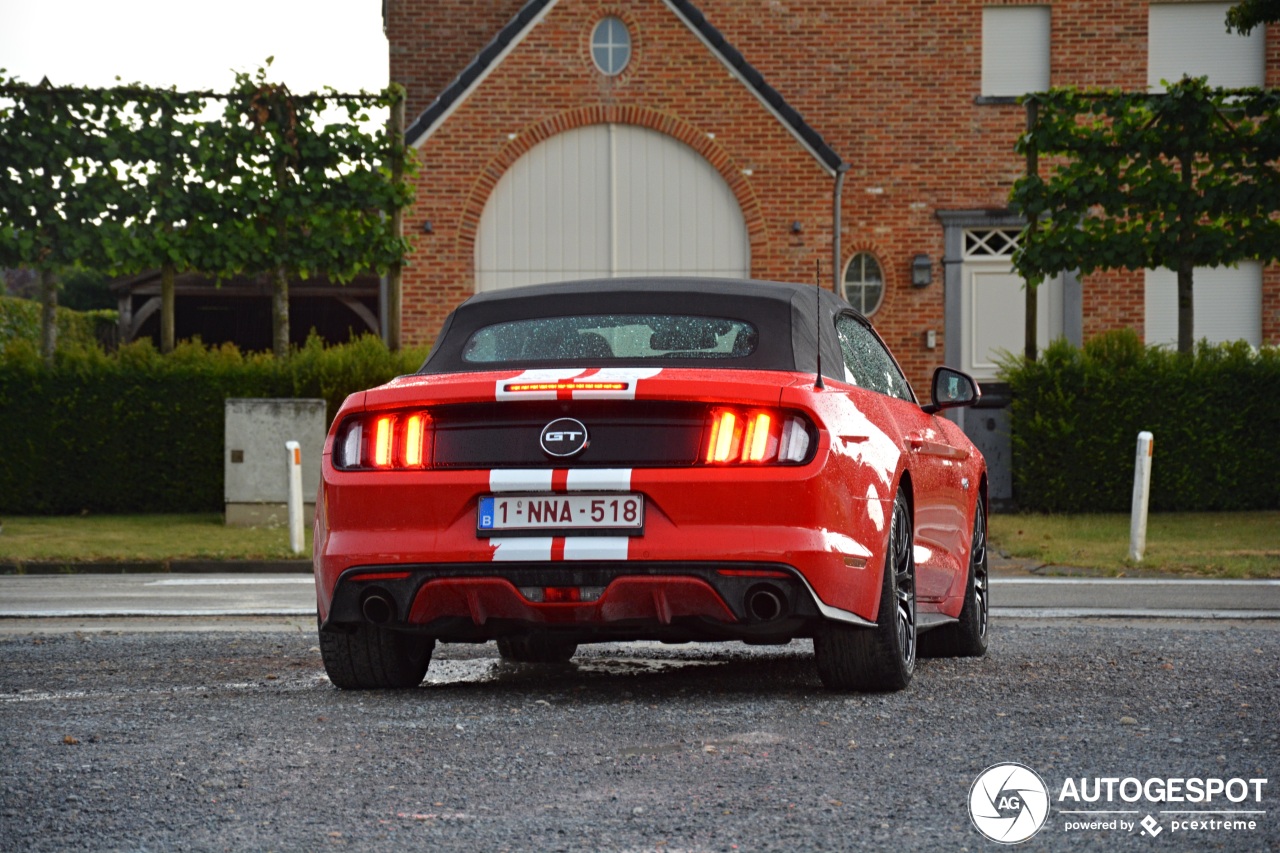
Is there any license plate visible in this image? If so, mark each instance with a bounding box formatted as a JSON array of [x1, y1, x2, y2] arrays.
[[477, 493, 644, 535]]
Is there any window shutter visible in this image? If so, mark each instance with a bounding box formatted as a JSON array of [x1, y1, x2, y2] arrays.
[[982, 6, 1051, 97], [1148, 3, 1265, 90]]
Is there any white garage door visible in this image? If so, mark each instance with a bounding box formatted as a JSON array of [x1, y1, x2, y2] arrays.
[[476, 124, 749, 291]]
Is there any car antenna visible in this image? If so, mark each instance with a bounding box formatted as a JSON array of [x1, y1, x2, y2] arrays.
[[813, 260, 825, 390]]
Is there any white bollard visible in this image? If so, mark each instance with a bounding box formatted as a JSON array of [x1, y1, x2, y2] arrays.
[[286, 440, 304, 555], [1128, 431, 1154, 562]]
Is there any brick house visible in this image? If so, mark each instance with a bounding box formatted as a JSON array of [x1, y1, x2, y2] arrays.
[[385, 0, 1278, 497]]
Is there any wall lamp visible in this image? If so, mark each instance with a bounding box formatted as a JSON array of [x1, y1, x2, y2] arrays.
[[911, 254, 933, 288], [421, 220, 434, 234]]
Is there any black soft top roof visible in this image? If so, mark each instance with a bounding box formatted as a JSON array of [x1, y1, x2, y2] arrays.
[[419, 277, 853, 380]]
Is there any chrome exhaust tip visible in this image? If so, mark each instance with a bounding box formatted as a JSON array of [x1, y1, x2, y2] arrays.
[[361, 591, 395, 625]]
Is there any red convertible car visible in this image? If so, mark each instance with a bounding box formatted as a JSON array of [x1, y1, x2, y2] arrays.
[[314, 278, 988, 692]]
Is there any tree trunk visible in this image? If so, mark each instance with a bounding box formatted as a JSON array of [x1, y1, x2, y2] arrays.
[[272, 266, 290, 359], [1176, 144, 1195, 355], [1177, 258, 1195, 355], [39, 267, 58, 365], [160, 262, 176, 354]]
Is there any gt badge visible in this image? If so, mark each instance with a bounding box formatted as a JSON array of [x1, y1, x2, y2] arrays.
[[540, 418, 589, 457]]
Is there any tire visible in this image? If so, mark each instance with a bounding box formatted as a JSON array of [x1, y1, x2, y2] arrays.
[[496, 635, 578, 663], [919, 499, 990, 658], [814, 489, 916, 692], [319, 623, 434, 689]]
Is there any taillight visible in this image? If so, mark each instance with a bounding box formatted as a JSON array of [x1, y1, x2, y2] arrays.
[[703, 408, 812, 465], [334, 410, 433, 470]]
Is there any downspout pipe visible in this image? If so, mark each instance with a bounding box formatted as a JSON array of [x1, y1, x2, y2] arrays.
[[832, 162, 851, 297]]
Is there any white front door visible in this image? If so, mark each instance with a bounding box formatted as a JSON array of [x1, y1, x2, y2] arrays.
[[959, 229, 1063, 381], [476, 124, 749, 291]]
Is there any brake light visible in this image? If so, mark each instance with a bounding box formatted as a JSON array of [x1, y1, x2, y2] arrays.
[[335, 410, 433, 470], [403, 414, 427, 467], [703, 408, 812, 465], [504, 381, 629, 393], [373, 417, 393, 467]]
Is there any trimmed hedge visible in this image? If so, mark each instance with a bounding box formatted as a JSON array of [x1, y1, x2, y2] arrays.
[[1002, 331, 1280, 512], [0, 295, 117, 350], [0, 334, 429, 514]]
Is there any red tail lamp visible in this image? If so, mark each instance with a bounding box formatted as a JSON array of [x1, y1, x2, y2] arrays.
[[335, 410, 433, 470], [703, 408, 812, 464]]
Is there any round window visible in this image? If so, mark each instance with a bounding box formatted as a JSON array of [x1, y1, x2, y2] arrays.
[[591, 17, 631, 76], [843, 252, 885, 315]]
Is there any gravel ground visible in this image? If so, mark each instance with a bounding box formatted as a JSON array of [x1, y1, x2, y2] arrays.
[[0, 619, 1276, 852]]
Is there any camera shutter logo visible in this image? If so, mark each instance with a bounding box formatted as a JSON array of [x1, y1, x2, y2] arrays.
[[969, 763, 1051, 844]]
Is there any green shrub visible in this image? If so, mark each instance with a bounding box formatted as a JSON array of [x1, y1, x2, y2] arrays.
[[0, 334, 428, 514], [1002, 330, 1280, 512], [0, 295, 117, 350]]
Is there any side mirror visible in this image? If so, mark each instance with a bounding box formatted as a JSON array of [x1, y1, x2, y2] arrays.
[[922, 367, 981, 414]]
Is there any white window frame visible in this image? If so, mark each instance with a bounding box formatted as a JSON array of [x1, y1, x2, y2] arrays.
[[591, 17, 632, 77], [843, 252, 886, 315]]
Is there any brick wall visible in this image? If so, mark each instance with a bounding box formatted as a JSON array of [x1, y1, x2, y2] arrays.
[[388, 0, 1279, 390]]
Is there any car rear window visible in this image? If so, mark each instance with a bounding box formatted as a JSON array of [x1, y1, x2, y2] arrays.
[[462, 314, 758, 363]]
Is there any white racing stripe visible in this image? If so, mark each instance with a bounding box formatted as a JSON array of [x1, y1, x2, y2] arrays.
[[563, 537, 631, 561], [565, 469, 633, 491], [491, 538, 554, 561], [490, 470, 554, 492]]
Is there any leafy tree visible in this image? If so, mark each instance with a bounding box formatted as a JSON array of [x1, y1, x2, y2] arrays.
[[1226, 0, 1280, 34], [214, 66, 412, 358], [1011, 78, 1280, 354], [59, 268, 115, 312], [0, 76, 132, 362], [0, 66, 414, 360]]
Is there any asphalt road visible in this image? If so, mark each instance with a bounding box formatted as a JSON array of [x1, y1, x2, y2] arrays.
[[1, 620, 1277, 851], [1, 572, 1277, 622]]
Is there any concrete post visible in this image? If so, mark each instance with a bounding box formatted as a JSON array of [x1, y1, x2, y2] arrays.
[[286, 441, 304, 555], [1129, 432, 1154, 562]]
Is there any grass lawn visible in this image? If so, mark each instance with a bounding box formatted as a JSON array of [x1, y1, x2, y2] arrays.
[[0, 514, 311, 564], [1, 511, 1276, 577], [989, 511, 1280, 578]]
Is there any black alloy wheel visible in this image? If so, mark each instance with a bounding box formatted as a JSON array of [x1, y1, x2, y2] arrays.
[[814, 489, 916, 692], [919, 499, 990, 658]]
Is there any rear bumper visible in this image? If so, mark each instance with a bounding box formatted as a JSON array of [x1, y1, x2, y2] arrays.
[[320, 561, 874, 643], [315, 460, 895, 626]]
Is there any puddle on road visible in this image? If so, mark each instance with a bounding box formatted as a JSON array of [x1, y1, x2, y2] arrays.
[[423, 655, 719, 685]]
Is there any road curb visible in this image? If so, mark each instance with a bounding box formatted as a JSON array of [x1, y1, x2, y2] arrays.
[[0, 560, 313, 575]]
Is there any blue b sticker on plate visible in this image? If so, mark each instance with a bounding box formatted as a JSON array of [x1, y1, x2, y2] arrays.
[[478, 496, 495, 530]]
